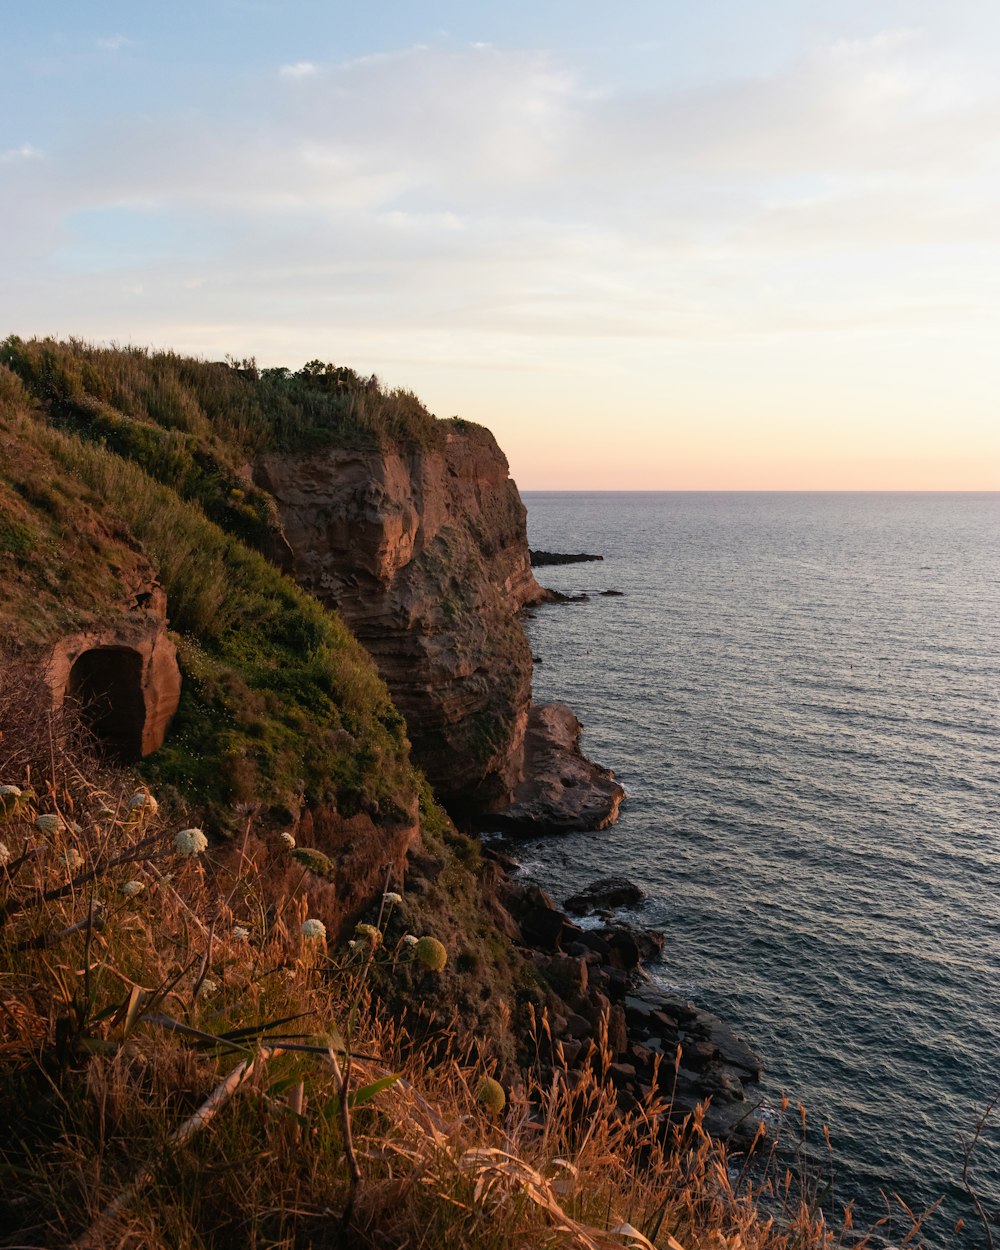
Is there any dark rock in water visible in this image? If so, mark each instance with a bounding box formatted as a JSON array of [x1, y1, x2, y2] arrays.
[[593, 924, 665, 972], [542, 589, 590, 603], [600, 589, 625, 597], [564, 876, 645, 915], [530, 550, 604, 566]]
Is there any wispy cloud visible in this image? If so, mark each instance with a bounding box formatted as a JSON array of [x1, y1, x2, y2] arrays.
[[97, 34, 131, 52], [0, 144, 44, 163], [279, 61, 317, 79]]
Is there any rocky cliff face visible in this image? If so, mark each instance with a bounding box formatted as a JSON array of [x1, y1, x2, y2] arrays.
[[256, 421, 548, 819]]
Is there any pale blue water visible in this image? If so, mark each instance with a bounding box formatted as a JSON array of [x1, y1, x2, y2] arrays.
[[516, 492, 1000, 1243]]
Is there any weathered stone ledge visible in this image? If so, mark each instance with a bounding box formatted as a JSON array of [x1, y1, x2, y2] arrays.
[[488, 703, 624, 835]]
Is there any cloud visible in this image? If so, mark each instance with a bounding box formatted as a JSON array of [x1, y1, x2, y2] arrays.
[[97, 34, 131, 52], [5, 34, 1000, 362], [0, 144, 43, 163], [279, 61, 317, 79]]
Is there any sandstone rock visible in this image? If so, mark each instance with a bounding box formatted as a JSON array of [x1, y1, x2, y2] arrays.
[[47, 584, 181, 760], [490, 704, 625, 834], [257, 424, 546, 817]]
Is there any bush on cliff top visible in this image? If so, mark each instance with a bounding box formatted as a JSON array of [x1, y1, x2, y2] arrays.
[[1, 337, 449, 557]]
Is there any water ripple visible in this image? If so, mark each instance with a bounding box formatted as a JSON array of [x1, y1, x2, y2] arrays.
[[516, 492, 1000, 1243]]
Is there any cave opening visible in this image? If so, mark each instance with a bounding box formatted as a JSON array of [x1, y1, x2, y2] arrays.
[[68, 646, 146, 763]]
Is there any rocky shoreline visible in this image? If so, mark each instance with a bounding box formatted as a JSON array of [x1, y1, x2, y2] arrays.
[[485, 859, 766, 1145]]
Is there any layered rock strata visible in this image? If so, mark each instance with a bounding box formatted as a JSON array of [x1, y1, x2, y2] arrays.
[[257, 423, 619, 829], [490, 703, 624, 834]]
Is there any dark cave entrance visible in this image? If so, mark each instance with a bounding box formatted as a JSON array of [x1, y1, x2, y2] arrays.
[[68, 646, 146, 763]]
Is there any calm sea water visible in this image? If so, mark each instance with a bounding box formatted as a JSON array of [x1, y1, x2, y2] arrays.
[[515, 492, 999, 1242]]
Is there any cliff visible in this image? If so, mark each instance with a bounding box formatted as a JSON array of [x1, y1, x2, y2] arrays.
[[0, 337, 620, 850], [256, 420, 548, 819]]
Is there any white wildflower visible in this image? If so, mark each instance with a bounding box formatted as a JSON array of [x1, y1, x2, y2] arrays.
[[0, 784, 23, 811], [348, 940, 357, 949], [279, 832, 296, 849], [383, 891, 403, 905], [402, 934, 419, 946], [231, 925, 250, 942], [35, 814, 61, 836], [199, 977, 219, 996], [174, 827, 208, 856], [128, 790, 158, 816], [0, 841, 11, 866], [301, 918, 327, 940], [118, 880, 145, 898], [63, 848, 84, 873]]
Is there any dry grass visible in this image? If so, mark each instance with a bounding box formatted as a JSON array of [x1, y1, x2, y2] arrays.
[[0, 673, 916, 1250]]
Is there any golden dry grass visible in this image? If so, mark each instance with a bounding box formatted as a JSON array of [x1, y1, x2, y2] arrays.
[[0, 678, 918, 1250]]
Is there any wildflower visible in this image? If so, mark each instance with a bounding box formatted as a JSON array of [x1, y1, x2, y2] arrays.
[[118, 880, 145, 898], [199, 977, 219, 996], [63, 848, 84, 873], [477, 1076, 506, 1116], [0, 784, 23, 818], [128, 791, 158, 818], [279, 831, 296, 849], [354, 922, 381, 947], [383, 891, 403, 905], [290, 846, 334, 877], [0, 841, 10, 866], [413, 936, 447, 972], [174, 827, 208, 856], [348, 940, 357, 949], [35, 814, 61, 836], [231, 925, 250, 942], [301, 918, 327, 940], [402, 934, 419, 946]]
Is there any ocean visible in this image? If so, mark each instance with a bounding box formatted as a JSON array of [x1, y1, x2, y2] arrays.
[[513, 491, 999, 1242]]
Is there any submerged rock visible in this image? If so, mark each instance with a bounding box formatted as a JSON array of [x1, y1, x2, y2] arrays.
[[564, 876, 645, 915]]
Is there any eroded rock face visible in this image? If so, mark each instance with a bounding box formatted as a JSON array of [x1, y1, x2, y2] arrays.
[[490, 703, 625, 834], [257, 423, 548, 817], [47, 585, 181, 760]]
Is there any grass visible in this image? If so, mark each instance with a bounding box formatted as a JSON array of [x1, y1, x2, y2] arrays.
[[0, 361, 418, 833], [0, 663, 927, 1250], [0, 336, 449, 558]]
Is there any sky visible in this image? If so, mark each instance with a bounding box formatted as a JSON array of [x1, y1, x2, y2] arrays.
[[2, 1, 999, 489]]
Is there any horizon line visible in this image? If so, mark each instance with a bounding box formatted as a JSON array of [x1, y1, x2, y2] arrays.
[[517, 487, 1000, 494]]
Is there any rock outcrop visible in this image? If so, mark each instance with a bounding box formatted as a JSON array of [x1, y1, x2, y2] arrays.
[[491, 704, 625, 834], [493, 865, 765, 1144], [256, 421, 549, 819], [46, 583, 181, 761]]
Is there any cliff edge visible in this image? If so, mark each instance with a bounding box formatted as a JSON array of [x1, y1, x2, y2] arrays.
[[257, 419, 623, 830]]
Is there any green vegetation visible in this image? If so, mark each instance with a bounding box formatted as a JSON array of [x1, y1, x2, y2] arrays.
[[0, 345, 418, 830], [1, 337, 444, 558]]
